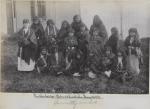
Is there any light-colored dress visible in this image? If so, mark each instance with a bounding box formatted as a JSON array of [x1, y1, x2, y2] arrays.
[[18, 56, 35, 71], [126, 54, 140, 75]]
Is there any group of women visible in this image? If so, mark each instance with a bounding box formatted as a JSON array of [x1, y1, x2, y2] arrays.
[[17, 14, 142, 80]]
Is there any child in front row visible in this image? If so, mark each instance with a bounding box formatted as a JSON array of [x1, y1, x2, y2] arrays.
[[64, 28, 82, 76], [100, 47, 116, 78], [36, 47, 48, 73], [87, 46, 115, 79]]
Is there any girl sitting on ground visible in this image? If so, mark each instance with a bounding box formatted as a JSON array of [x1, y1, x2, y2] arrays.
[[36, 47, 48, 73], [100, 47, 116, 78]]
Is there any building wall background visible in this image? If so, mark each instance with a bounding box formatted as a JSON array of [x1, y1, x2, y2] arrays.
[[80, 2, 121, 38], [15, 1, 31, 31], [0, 0, 8, 35], [80, 1, 150, 39], [1, 0, 150, 38]]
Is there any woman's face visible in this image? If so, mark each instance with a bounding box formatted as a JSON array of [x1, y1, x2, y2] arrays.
[[74, 16, 81, 23], [33, 20, 39, 24], [129, 32, 136, 37], [23, 23, 30, 28], [106, 50, 111, 55], [48, 22, 53, 27], [93, 31, 99, 36], [41, 49, 47, 55], [130, 36, 134, 43], [68, 32, 74, 36], [62, 22, 68, 28], [111, 30, 117, 35], [80, 26, 86, 32], [117, 52, 122, 56]]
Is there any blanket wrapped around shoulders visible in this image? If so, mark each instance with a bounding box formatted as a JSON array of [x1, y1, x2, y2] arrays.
[[17, 28, 37, 64]]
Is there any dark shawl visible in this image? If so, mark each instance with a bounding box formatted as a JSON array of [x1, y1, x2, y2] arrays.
[[90, 15, 108, 44], [58, 21, 71, 51], [125, 36, 141, 48], [76, 30, 90, 45], [71, 21, 88, 35], [124, 35, 141, 55], [58, 21, 70, 39], [17, 27, 37, 64], [100, 51, 116, 71], [45, 25, 58, 41], [31, 23, 45, 46]]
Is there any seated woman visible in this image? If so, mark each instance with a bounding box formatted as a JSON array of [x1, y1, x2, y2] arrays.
[[36, 47, 48, 73], [110, 49, 129, 82], [87, 47, 115, 79], [100, 47, 116, 78], [87, 28, 105, 78], [57, 20, 71, 66], [17, 19, 37, 72], [124, 28, 141, 76]]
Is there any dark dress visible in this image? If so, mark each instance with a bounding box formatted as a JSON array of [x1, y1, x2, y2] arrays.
[[106, 34, 119, 55], [76, 30, 90, 68], [17, 27, 37, 71], [89, 15, 108, 45], [89, 34, 104, 57], [64, 35, 80, 73], [45, 25, 59, 67], [100, 53, 116, 72], [31, 23, 45, 60]]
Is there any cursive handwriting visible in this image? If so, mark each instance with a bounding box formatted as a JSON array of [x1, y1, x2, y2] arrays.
[[53, 99, 98, 109]]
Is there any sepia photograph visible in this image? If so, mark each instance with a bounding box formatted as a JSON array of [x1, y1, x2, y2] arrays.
[[1, 0, 149, 94]]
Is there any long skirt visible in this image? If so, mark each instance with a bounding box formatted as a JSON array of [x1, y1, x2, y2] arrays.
[[126, 55, 140, 76], [17, 57, 35, 71]]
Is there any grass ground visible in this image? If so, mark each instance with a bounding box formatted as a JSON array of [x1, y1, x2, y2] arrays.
[[1, 36, 149, 94]]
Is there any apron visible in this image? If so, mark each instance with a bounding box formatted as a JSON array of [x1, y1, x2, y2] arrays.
[[126, 54, 140, 76]]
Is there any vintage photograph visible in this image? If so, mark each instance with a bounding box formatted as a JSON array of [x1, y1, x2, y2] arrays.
[[1, 0, 149, 94]]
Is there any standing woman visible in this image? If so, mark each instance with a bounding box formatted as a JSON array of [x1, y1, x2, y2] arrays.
[[89, 15, 108, 45], [71, 15, 88, 36], [106, 27, 119, 55], [125, 28, 141, 76], [45, 19, 59, 67], [45, 19, 58, 45], [17, 19, 37, 72], [31, 16, 45, 60], [57, 20, 71, 58]]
